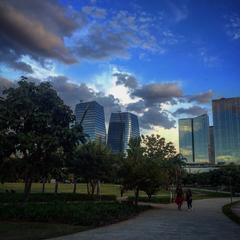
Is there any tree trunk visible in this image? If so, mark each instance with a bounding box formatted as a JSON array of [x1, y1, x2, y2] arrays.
[[96, 180, 101, 200], [148, 194, 152, 201], [134, 188, 139, 205], [55, 180, 58, 194], [87, 182, 90, 195], [24, 176, 32, 202], [73, 176, 77, 194], [90, 180, 96, 195], [42, 178, 46, 193]]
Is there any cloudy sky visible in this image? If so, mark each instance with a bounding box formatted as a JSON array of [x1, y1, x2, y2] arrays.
[[1, 0, 240, 149]]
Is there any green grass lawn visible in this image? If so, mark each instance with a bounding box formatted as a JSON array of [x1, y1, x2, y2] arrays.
[[0, 182, 170, 198]]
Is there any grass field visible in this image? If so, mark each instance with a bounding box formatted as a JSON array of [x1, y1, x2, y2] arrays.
[[0, 182, 169, 197]]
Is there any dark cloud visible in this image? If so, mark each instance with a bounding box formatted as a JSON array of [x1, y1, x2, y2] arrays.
[[173, 106, 207, 117], [140, 107, 176, 130], [187, 90, 213, 104], [113, 73, 138, 89], [126, 100, 145, 113], [132, 82, 182, 106], [0, 0, 78, 72], [48, 76, 122, 124]]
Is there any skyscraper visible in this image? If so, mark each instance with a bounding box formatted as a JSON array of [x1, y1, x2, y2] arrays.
[[75, 101, 106, 143], [193, 114, 209, 163], [208, 126, 215, 164], [212, 97, 240, 164], [178, 118, 194, 163], [179, 114, 210, 163], [107, 112, 140, 153]]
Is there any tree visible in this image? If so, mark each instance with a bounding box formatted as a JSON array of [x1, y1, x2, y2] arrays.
[[0, 80, 83, 200], [73, 141, 113, 196], [119, 137, 146, 205]]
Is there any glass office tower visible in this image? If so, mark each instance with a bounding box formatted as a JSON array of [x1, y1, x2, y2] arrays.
[[193, 114, 209, 163], [208, 126, 215, 164], [107, 112, 140, 153], [75, 101, 106, 143], [179, 114, 210, 163], [179, 118, 194, 163], [212, 97, 240, 164]]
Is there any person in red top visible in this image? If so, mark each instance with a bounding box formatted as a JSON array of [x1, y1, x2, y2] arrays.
[[175, 185, 184, 210]]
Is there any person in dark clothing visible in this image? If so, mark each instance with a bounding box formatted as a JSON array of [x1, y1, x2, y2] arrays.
[[175, 185, 184, 210], [186, 189, 192, 210]]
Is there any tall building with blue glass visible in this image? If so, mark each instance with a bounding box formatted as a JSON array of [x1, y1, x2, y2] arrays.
[[212, 97, 240, 164], [75, 101, 106, 143], [107, 112, 140, 153], [179, 118, 194, 163], [193, 114, 209, 163], [179, 114, 210, 163]]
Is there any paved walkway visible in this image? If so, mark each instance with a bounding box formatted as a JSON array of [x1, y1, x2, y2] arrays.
[[49, 198, 240, 240]]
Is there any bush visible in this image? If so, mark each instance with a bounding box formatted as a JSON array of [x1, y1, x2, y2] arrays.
[[128, 196, 170, 204], [0, 193, 116, 203], [0, 202, 149, 226]]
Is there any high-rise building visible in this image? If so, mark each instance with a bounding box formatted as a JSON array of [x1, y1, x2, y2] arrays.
[[179, 114, 210, 163], [107, 112, 140, 153], [212, 97, 240, 164], [178, 118, 194, 163], [208, 126, 215, 164], [193, 114, 209, 163], [75, 101, 106, 143]]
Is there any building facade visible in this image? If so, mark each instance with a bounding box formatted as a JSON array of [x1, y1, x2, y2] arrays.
[[193, 114, 210, 163], [179, 114, 210, 163], [208, 126, 215, 164], [107, 112, 140, 153], [178, 118, 194, 163], [75, 101, 106, 143], [212, 97, 240, 164]]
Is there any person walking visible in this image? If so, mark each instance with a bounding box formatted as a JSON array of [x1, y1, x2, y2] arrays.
[[175, 185, 184, 210], [186, 189, 193, 210]]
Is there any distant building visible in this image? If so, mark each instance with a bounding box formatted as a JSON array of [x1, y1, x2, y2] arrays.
[[179, 114, 210, 163], [193, 114, 209, 163], [212, 97, 240, 164], [208, 126, 215, 164], [75, 101, 106, 143], [107, 112, 140, 153], [179, 118, 194, 163]]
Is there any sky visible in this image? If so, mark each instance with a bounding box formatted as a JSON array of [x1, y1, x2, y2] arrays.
[[0, 0, 240, 149]]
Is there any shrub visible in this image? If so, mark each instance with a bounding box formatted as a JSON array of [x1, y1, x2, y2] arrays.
[[0, 202, 149, 226], [0, 193, 116, 203]]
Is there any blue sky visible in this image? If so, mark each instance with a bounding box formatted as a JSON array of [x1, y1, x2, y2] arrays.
[[0, 0, 240, 148]]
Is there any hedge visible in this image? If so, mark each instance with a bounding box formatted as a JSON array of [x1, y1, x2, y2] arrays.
[[0, 202, 149, 226], [0, 193, 116, 203]]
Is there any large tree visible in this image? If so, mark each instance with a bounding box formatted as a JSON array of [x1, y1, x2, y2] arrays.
[[73, 141, 113, 196], [0, 80, 84, 200]]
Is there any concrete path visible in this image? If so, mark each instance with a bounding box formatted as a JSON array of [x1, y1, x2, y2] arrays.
[[49, 198, 240, 240]]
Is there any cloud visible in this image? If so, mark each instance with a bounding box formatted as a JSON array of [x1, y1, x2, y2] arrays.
[[188, 90, 213, 103], [173, 106, 207, 117], [126, 100, 146, 113], [0, 0, 78, 72], [225, 13, 240, 40], [199, 48, 220, 67], [48, 75, 122, 124], [140, 107, 176, 130], [132, 82, 182, 106], [113, 72, 138, 89]]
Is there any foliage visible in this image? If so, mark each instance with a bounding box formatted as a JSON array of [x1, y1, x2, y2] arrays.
[[0, 193, 116, 203], [0, 80, 85, 199], [0, 201, 149, 226], [183, 164, 240, 192], [73, 141, 114, 195]]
